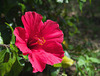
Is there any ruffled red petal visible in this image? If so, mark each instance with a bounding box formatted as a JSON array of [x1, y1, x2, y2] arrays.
[[40, 20, 63, 43], [43, 41, 64, 58], [14, 27, 31, 55], [28, 53, 46, 73], [28, 48, 63, 72], [21, 11, 43, 38]]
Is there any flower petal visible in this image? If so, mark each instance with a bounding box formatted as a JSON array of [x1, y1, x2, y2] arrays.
[[36, 49, 63, 65], [14, 27, 26, 43], [28, 48, 63, 72], [14, 27, 31, 55], [28, 53, 46, 73], [21, 11, 43, 38], [40, 20, 63, 43], [43, 41, 64, 58]]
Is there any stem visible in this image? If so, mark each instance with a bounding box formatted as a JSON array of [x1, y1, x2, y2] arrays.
[[5, 22, 14, 32]]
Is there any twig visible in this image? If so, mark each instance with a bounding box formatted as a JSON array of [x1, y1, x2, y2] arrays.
[[0, 44, 10, 48]]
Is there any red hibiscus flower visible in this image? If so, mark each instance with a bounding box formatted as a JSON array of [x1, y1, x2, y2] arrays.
[[14, 11, 64, 73]]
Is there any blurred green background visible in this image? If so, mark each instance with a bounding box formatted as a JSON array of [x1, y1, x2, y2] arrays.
[[0, 0, 100, 76]]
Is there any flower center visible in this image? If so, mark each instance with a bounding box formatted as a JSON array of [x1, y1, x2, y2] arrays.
[[36, 37, 46, 45]]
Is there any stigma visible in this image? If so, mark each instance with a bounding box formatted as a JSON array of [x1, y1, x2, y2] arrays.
[[36, 37, 46, 45]]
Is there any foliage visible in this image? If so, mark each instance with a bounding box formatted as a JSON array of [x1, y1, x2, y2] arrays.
[[75, 53, 100, 76], [0, 23, 24, 76]]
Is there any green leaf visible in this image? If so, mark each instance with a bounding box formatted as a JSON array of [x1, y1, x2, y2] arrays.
[[18, 3, 26, 13], [51, 68, 60, 76], [57, 0, 63, 3], [65, 0, 69, 3], [89, 57, 100, 64], [6, 59, 23, 76], [64, 51, 70, 58], [17, 56, 25, 66], [23, 55, 28, 60], [89, 0, 91, 4], [10, 44, 18, 52], [0, 49, 6, 63], [0, 49, 16, 76], [69, 32, 74, 36], [53, 63, 62, 67], [42, 16, 46, 22], [0, 32, 3, 44], [78, 56, 86, 66], [68, 45, 74, 50], [3, 52, 10, 62], [39, 0, 43, 4], [67, 21, 74, 26], [62, 73, 67, 76], [79, 2, 83, 12], [81, 0, 86, 2]]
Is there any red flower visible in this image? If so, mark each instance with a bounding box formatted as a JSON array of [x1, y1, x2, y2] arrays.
[[14, 11, 64, 73]]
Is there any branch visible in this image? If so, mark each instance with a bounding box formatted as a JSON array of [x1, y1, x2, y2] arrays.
[[0, 44, 10, 48]]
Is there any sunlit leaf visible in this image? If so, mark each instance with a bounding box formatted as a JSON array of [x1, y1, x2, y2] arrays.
[[78, 56, 86, 66], [57, 0, 63, 3], [53, 63, 62, 67], [23, 55, 28, 60], [0, 49, 16, 76], [64, 51, 70, 58], [0, 32, 3, 44], [79, 2, 83, 12], [65, 0, 69, 3], [10, 44, 18, 52], [89, 57, 100, 64], [62, 73, 67, 76]]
